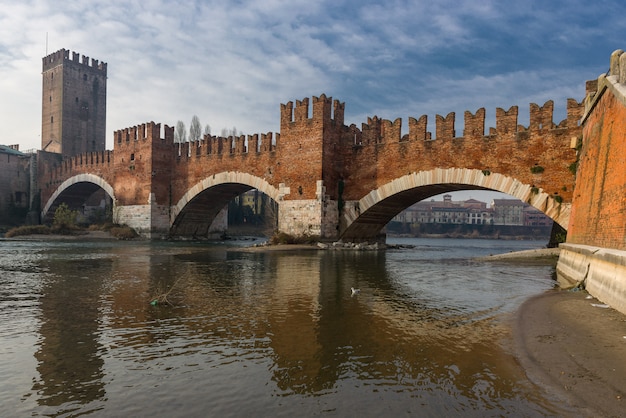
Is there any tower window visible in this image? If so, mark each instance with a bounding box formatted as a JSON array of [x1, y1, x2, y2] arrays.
[[51, 116, 53, 123], [83, 74, 87, 81]]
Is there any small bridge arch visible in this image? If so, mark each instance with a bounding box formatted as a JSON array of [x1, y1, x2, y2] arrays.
[[170, 171, 281, 237], [341, 168, 568, 240], [41, 173, 115, 222]]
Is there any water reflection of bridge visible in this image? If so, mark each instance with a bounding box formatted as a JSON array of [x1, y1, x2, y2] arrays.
[[29, 245, 531, 402]]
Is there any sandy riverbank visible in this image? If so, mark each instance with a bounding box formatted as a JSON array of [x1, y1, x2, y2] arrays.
[[476, 247, 561, 261], [481, 246, 625, 416], [514, 289, 626, 417]]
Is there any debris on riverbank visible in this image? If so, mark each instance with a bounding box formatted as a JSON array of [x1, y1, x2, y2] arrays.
[[243, 240, 416, 252], [150, 277, 182, 306]]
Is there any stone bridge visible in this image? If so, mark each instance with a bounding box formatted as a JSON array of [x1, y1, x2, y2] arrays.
[[38, 94, 583, 241]]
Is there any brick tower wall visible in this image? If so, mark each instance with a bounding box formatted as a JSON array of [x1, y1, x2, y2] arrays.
[[41, 49, 107, 157]]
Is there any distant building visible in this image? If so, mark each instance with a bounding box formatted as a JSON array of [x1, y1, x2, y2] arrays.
[[0, 145, 32, 225], [491, 199, 525, 225], [464, 199, 492, 225], [392, 195, 551, 227], [41, 49, 107, 157], [523, 206, 553, 227]]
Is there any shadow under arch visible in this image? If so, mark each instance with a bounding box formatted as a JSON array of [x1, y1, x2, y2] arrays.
[[341, 168, 569, 241], [171, 171, 281, 237], [41, 174, 115, 222]]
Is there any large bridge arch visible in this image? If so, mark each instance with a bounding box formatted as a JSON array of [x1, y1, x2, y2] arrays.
[[170, 171, 281, 237], [341, 168, 569, 240], [41, 174, 115, 222]]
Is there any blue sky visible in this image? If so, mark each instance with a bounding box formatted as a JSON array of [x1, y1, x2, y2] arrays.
[[1, 0, 624, 201]]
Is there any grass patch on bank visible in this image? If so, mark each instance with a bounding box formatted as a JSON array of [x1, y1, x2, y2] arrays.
[[109, 226, 139, 240], [4, 223, 139, 240], [5, 225, 52, 238]]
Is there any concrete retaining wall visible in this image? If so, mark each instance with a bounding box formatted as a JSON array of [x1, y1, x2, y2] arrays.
[[557, 243, 626, 315]]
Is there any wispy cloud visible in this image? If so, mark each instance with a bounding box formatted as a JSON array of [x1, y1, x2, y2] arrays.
[[1, 0, 624, 150]]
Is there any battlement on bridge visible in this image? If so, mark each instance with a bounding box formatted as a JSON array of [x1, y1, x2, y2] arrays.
[[280, 94, 345, 130], [348, 99, 584, 145], [175, 131, 278, 158], [582, 49, 626, 121], [43, 150, 113, 176], [42, 48, 107, 74], [114, 122, 174, 149]]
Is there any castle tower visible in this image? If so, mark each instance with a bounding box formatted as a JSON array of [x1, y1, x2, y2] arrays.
[[41, 49, 107, 157]]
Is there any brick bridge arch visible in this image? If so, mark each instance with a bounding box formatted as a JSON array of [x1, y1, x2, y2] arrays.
[[37, 94, 583, 241], [42, 173, 115, 222], [170, 171, 280, 237], [340, 168, 567, 240]]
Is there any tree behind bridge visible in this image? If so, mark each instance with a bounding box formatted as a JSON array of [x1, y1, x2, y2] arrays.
[[175, 120, 187, 143]]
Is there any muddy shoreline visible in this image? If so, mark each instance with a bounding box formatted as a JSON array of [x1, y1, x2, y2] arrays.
[[513, 290, 626, 417]]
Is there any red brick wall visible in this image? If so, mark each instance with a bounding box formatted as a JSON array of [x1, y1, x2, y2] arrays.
[[39, 95, 584, 234], [112, 122, 174, 206], [567, 86, 626, 250], [340, 100, 582, 204]]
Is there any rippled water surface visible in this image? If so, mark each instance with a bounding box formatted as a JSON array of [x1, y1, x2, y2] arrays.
[[0, 237, 564, 416]]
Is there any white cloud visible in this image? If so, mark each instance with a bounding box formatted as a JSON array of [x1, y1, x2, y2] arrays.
[[0, 0, 624, 152]]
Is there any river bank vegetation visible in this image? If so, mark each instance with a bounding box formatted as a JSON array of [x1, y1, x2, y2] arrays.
[[3, 203, 137, 240]]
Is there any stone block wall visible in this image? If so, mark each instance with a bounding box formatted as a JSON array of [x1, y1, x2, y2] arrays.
[[279, 200, 324, 237]]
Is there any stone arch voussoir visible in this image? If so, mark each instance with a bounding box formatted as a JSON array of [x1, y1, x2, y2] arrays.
[[343, 168, 569, 234], [42, 173, 116, 219], [171, 171, 281, 224]]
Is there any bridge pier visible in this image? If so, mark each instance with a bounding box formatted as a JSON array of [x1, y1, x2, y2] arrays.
[[278, 198, 339, 240], [113, 193, 170, 239], [277, 181, 340, 240]]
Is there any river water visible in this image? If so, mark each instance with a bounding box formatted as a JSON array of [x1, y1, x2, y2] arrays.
[[0, 237, 565, 417]]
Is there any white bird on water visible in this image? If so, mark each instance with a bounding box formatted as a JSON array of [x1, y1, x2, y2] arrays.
[[351, 287, 360, 296]]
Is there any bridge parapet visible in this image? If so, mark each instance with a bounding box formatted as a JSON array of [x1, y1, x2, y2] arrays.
[[280, 94, 345, 131], [351, 98, 583, 145], [583, 49, 626, 120], [39, 150, 114, 206], [114, 121, 174, 148], [177, 132, 278, 158], [342, 98, 584, 207]]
